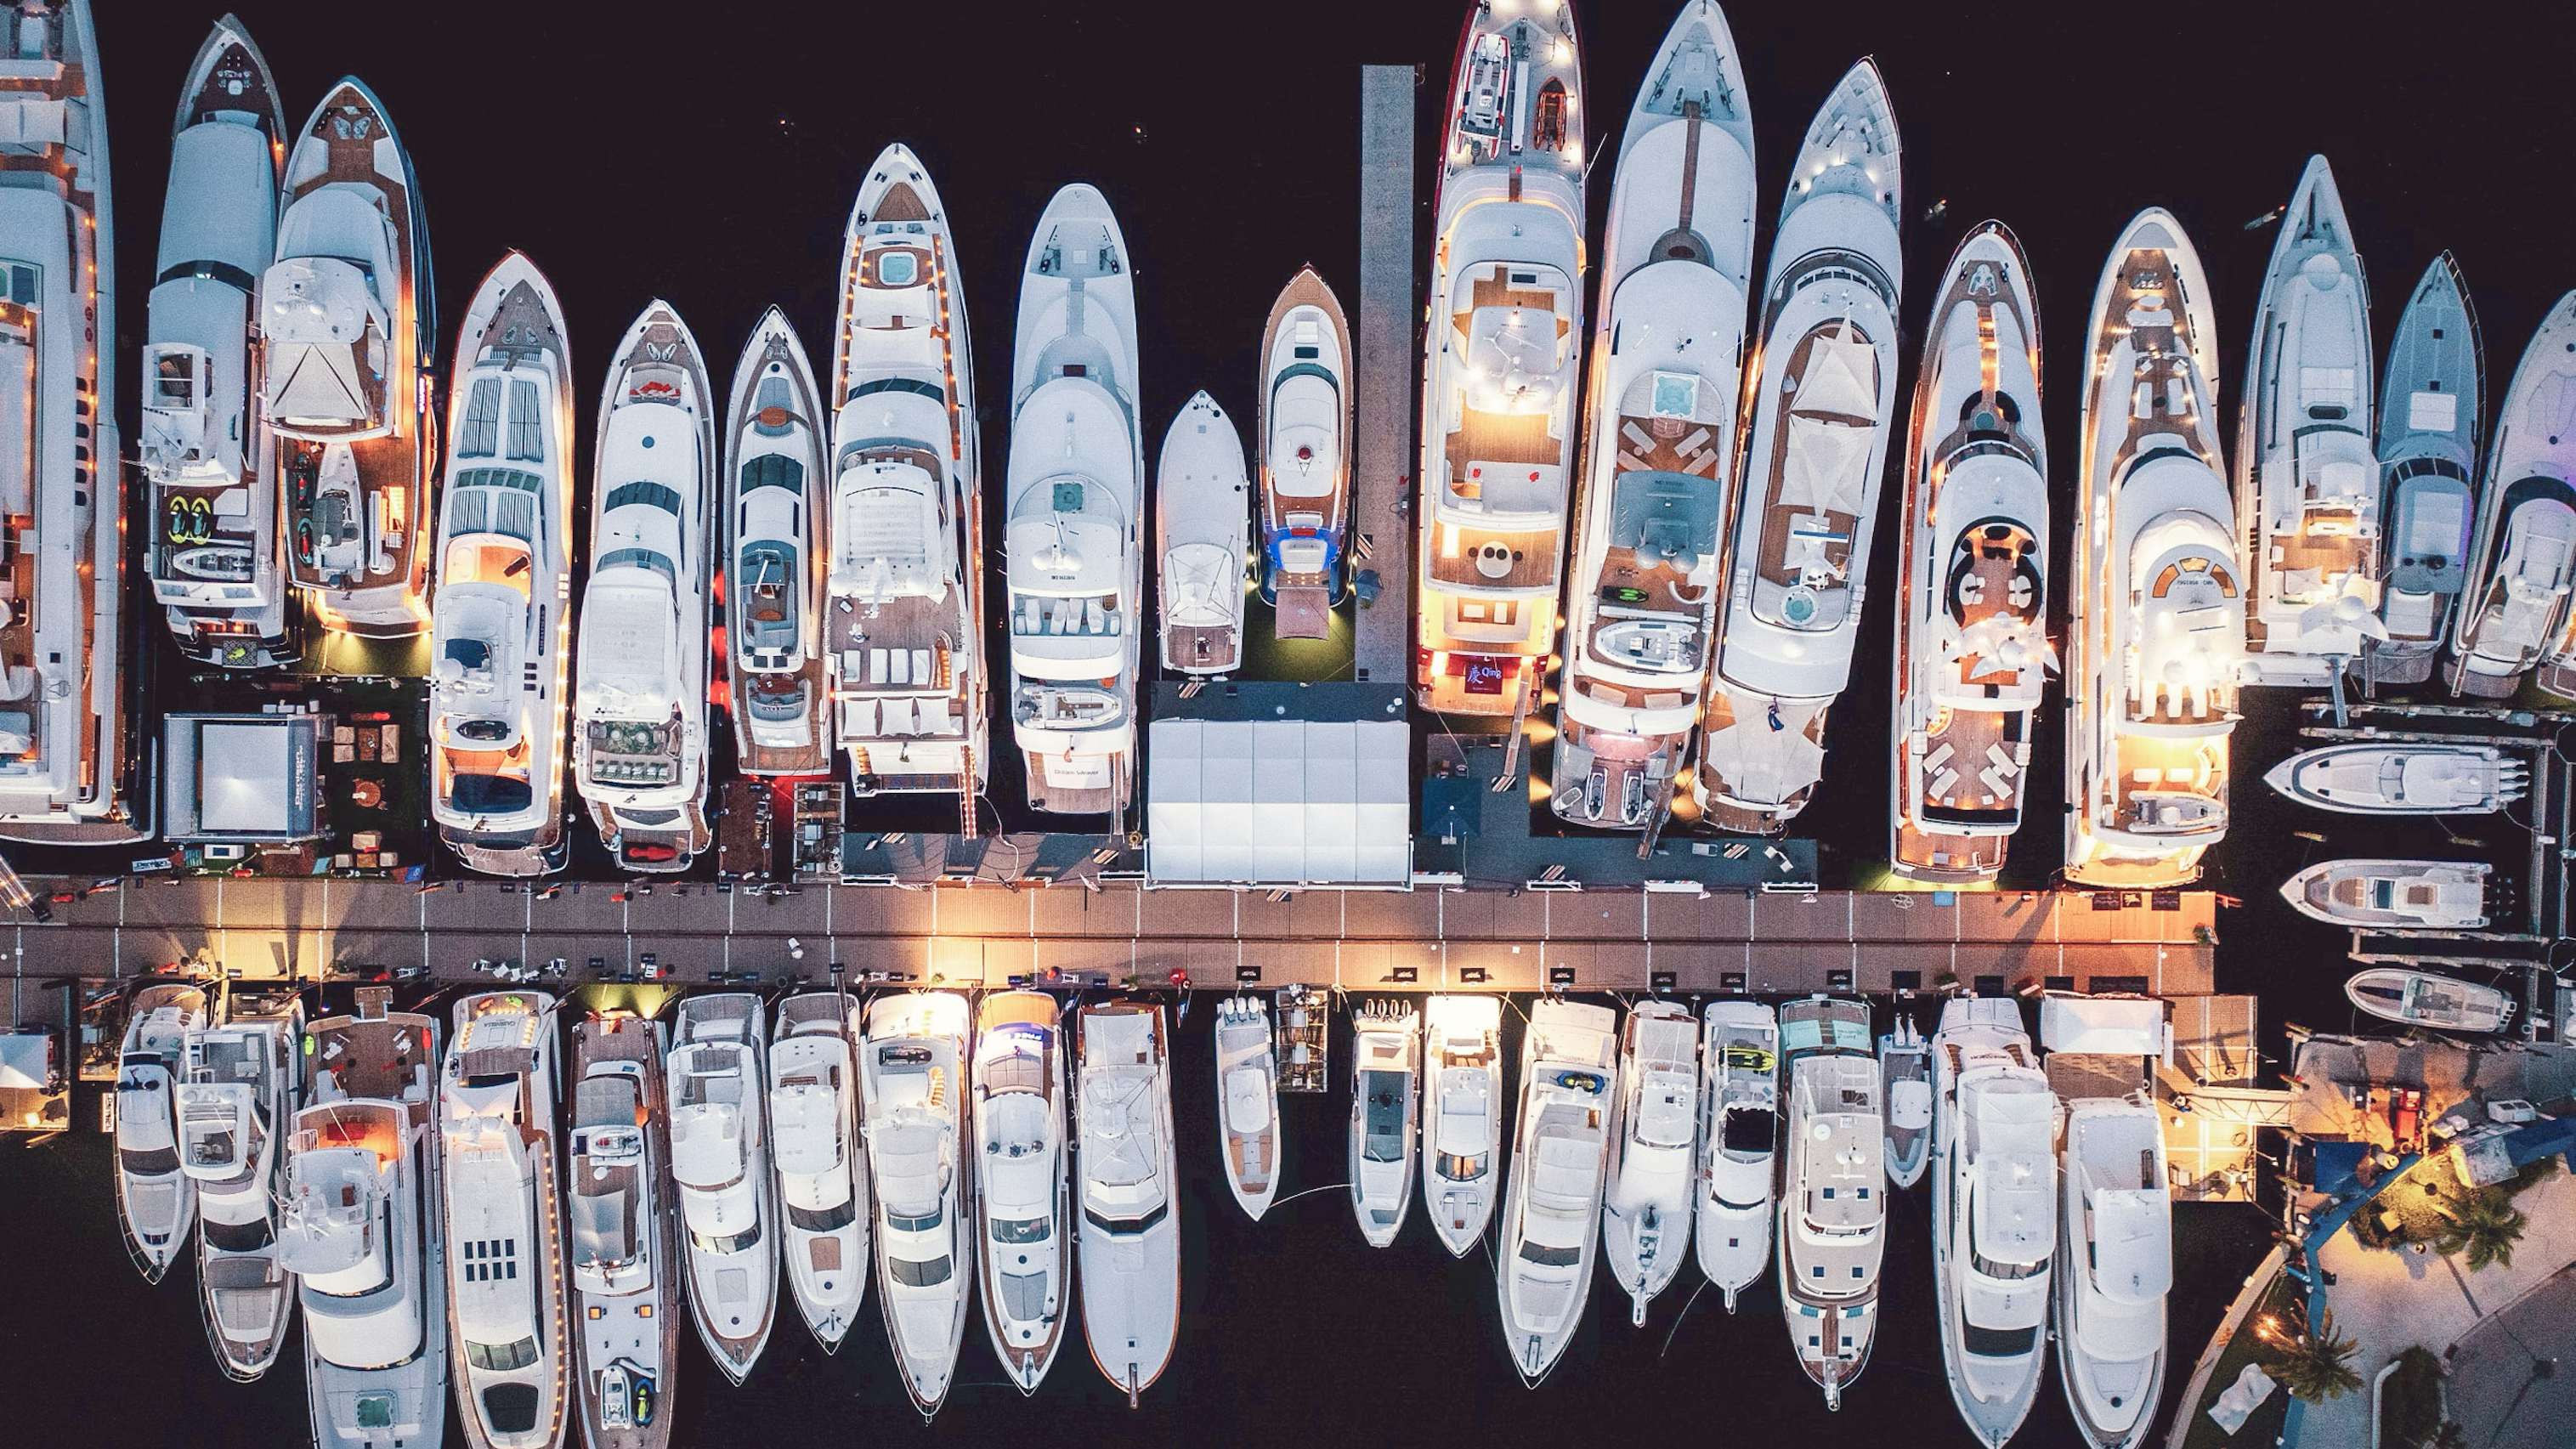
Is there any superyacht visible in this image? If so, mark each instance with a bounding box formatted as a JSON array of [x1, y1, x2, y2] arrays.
[[1697, 999, 1777, 1311], [1602, 999, 1698, 1323], [2263, 741, 2525, 815], [666, 993, 775, 1384], [1421, 995, 1497, 1256], [1256, 266, 1353, 638], [971, 989, 1069, 1394], [769, 993, 868, 1353], [566, 1010, 680, 1449], [1931, 999, 2055, 1448], [118, 982, 211, 1282], [1350, 998, 1421, 1249], [437, 991, 568, 1449], [1076, 1000, 1181, 1405], [722, 308, 830, 775], [861, 991, 972, 1416], [179, 991, 306, 1379], [1495, 999, 1617, 1385], [2364, 256, 2483, 686], [1775, 994, 1883, 1409], [2055, 1093, 2172, 1449], [1157, 392, 1250, 676], [1214, 993, 1280, 1220], [2451, 293, 2576, 699]]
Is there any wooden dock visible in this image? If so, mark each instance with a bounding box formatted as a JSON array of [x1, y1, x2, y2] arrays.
[[1350, 63, 1416, 686]]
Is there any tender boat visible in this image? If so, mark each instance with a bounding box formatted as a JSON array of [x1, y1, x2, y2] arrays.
[[180, 991, 306, 1379], [566, 1010, 681, 1449], [1350, 999, 1422, 1248], [2054, 1093, 2171, 1449], [1696, 999, 1777, 1312], [2280, 858, 2490, 931], [1422, 995, 1498, 1255], [665, 993, 775, 1384], [1877, 1017, 1933, 1189], [2452, 293, 2576, 699], [769, 993, 869, 1353], [1255, 267, 1353, 638], [970, 989, 1069, 1395], [118, 982, 211, 1282], [1931, 999, 2055, 1449], [1214, 993, 1281, 1220], [430, 254, 575, 877], [1890, 224, 2051, 880], [1415, 0, 1586, 716], [2065, 211, 2242, 888], [722, 308, 830, 775], [2342, 968, 2517, 1034], [1775, 994, 1883, 1409], [144, 18, 292, 668], [860, 991, 972, 1416], [575, 301, 716, 874], [1603, 999, 1698, 1324], [827, 144, 988, 806], [2365, 255, 2484, 686], [2263, 741, 2526, 815], [1495, 998, 1616, 1385], [1157, 392, 1250, 676], [437, 991, 568, 1449], [1696, 62, 1904, 834], [1076, 1000, 1180, 1404]]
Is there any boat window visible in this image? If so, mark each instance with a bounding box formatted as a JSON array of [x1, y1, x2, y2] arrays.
[[752, 376, 797, 437], [1084, 1203, 1169, 1237], [465, 1335, 540, 1373], [447, 773, 534, 815], [688, 1220, 763, 1255], [886, 1205, 944, 1234], [459, 378, 501, 459], [201, 1216, 275, 1253], [481, 1384, 541, 1435], [1360, 1068, 1408, 1162], [787, 1200, 858, 1233], [604, 481, 683, 515], [505, 379, 544, 461], [594, 546, 677, 583], [1517, 1238, 1582, 1268], [889, 1254, 952, 1288], [1962, 1322, 2040, 1358], [1721, 1106, 1776, 1154], [991, 1215, 1050, 1245], [741, 452, 804, 494], [119, 1145, 180, 1177], [152, 349, 198, 409], [1437, 1151, 1488, 1182], [849, 377, 943, 405]]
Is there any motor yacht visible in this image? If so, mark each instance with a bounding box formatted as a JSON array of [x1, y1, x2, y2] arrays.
[[2054, 1093, 2171, 1449], [1214, 993, 1281, 1220], [2065, 210, 2242, 888], [438, 991, 568, 1449], [2342, 968, 2516, 1034], [1076, 1000, 1180, 1404], [180, 991, 306, 1379], [1415, 0, 1586, 717], [1350, 999, 1422, 1248], [1878, 1016, 1932, 1189], [1495, 998, 1616, 1385], [575, 302, 716, 873], [860, 991, 971, 1416], [769, 993, 867, 1353], [430, 254, 575, 876], [1696, 999, 1777, 1312], [2281, 858, 2490, 931], [1256, 266, 1352, 638], [2263, 741, 2525, 815], [1007, 184, 1144, 814], [1421, 995, 1497, 1255], [1158, 392, 1250, 676], [827, 144, 988, 805], [1931, 999, 2055, 1448], [1775, 994, 1883, 1409], [722, 308, 829, 775], [2452, 293, 2576, 698], [970, 989, 1068, 1395], [665, 993, 774, 1384], [2365, 255, 2483, 685], [566, 1010, 680, 1449], [1603, 999, 1697, 1324], [1696, 62, 1903, 834], [1891, 224, 2051, 880], [118, 982, 211, 1282]]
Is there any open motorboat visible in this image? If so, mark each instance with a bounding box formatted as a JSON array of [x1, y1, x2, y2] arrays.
[[1931, 999, 2055, 1449], [1350, 999, 1422, 1248], [769, 993, 868, 1353], [430, 254, 575, 877], [575, 301, 716, 874], [1696, 999, 1777, 1312], [1158, 393, 1250, 676], [2365, 255, 2484, 685], [1495, 999, 1616, 1385], [666, 993, 775, 1384], [1878, 1017, 1933, 1189], [722, 307, 830, 775], [2054, 1093, 2171, 1449], [2263, 741, 2526, 815], [1076, 1000, 1180, 1405], [117, 982, 209, 1282], [2452, 293, 2576, 699], [1214, 993, 1281, 1220], [970, 989, 1068, 1395], [1603, 1000, 1698, 1324], [1256, 267, 1352, 638], [1415, 0, 1585, 717], [2343, 968, 2517, 1034], [180, 991, 306, 1380], [438, 991, 568, 1449], [279, 987, 445, 1449], [1421, 995, 1497, 1255], [1775, 994, 1883, 1409], [566, 1010, 681, 1449], [1696, 62, 1903, 834], [2281, 858, 2491, 931], [860, 991, 971, 1415], [2065, 210, 2242, 888], [1891, 224, 2052, 880], [827, 144, 988, 806]]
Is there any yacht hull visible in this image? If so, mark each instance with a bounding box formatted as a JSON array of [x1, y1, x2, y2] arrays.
[[2364, 255, 2483, 686]]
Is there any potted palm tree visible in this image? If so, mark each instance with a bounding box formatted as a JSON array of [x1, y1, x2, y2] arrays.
[[2433, 1189, 2529, 1271]]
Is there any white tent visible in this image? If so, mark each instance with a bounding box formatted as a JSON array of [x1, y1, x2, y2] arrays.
[[1794, 323, 1879, 419], [2039, 993, 2168, 1056], [1780, 411, 1875, 516], [1147, 718, 1409, 886]]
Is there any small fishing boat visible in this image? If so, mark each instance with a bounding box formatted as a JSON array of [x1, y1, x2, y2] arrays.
[[1878, 1017, 1933, 1189], [1214, 994, 1281, 1220], [2280, 858, 2490, 931], [2343, 968, 2516, 1034]]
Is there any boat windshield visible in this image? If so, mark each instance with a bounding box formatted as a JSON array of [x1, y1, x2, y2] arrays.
[[889, 1253, 953, 1288], [991, 1215, 1050, 1245], [1360, 1069, 1407, 1162], [1722, 1105, 1776, 1154]]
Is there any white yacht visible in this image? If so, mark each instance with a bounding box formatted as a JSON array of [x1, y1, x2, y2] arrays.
[[2263, 742, 2525, 815], [769, 993, 868, 1354], [1931, 999, 2055, 1449], [117, 982, 211, 1282], [2343, 968, 2517, 1035], [828, 144, 988, 806], [1422, 995, 1498, 1256], [860, 991, 971, 1416], [180, 992, 306, 1380], [1076, 1000, 1180, 1404], [970, 989, 1068, 1395], [1603, 1000, 1698, 1324], [566, 1010, 680, 1449], [1214, 993, 1281, 1220], [2054, 1093, 2171, 1449], [1891, 224, 2052, 880], [2366, 255, 2483, 685], [666, 993, 775, 1384], [1415, 0, 1585, 716], [278, 988, 446, 1449], [144, 18, 291, 668], [438, 991, 568, 1449], [722, 308, 830, 775], [1775, 994, 1883, 1409], [1350, 999, 1422, 1249], [1551, 0, 1753, 829], [575, 302, 716, 873], [1696, 62, 1903, 834], [1256, 267, 1353, 638], [1157, 392, 1250, 676], [2281, 858, 2490, 931], [2065, 210, 2242, 889], [2452, 293, 2576, 699], [430, 254, 575, 877], [1878, 1017, 1933, 1190], [1007, 184, 1144, 814], [1495, 998, 1617, 1385], [1697, 1000, 1777, 1312]]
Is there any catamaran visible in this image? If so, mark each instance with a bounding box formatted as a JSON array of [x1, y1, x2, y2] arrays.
[[1931, 999, 2055, 1449], [566, 1010, 680, 1449], [2452, 293, 2576, 699], [1351, 999, 1422, 1248], [861, 991, 972, 1416], [970, 989, 1068, 1395], [1775, 994, 1883, 1409], [1878, 1016, 1933, 1189], [723, 308, 830, 775], [180, 991, 306, 1380], [1697, 999, 1777, 1312], [2281, 858, 2490, 931], [1158, 392, 1250, 676], [666, 993, 775, 1385], [1256, 267, 1353, 638], [2342, 968, 2516, 1034], [1214, 993, 1281, 1220], [1603, 999, 1698, 1324], [769, 993, 868, 1354], [1495, 998, 1616, 1385], [118, 982, 211, 1282], [2054, 1092, 2171, 1449], [2264, 741, 2525, 815], [1076, 1000, 1181, 1405], [438, 991, 568, 1449], [1421, 995, 1497, 1255], [2364, 255, 2483, 686]]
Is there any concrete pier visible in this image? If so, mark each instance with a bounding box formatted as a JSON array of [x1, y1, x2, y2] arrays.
[[1350, 63, 1416, 686]]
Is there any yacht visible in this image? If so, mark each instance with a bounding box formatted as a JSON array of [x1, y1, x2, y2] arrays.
[[430, 254, 575, 877], [144, 18, 292, 668], [722, 308, 830, 775], [1890, 224, 2051, 880], [2365, 255, 2483, 685], [1076, 1000, 1180, 1404], [769, 993, 868, 1353], [2065, 210, 2242, 889], [118, 982, 212, 1282], [1550, 1, 1752, 829], [438, 991, 568, 1449], [665, 993, 775, 1384], [2054, 1093, 2171, 1449], [278, 988, 446, 1449], [1158, 393, 1250, 676], [566, 1010, 680, 1449], [1603, 999, 1698, 1324], [970, 989, 1069, 1395], [2452, 293, 2576, 699], [1931, 999, 2055, 1448], [1415, 0, 1586, 717], [575, 302, 716, 872], [1006, 184, 1144, 815], [1256, 266, 1353, 638], [1775, 994, 1883, 1409], [860, 991, 971, 1416], [2263, 741, 2525, 815], [1495, 999, 1616, 1384], [269, 77, 435, 637], [827, 143, 988, 805], [2281, 858, 2491, 931], [1350, 999, 1422, 1248], [1878, 1016, 1932, 1189], [1214, 993, 1280, 1220], [1422, 995, 1498, 1255], [1696, 999, 1777, 1312], [1696, 62, 1903, 833], [180, 992, 306, 1379], [2342, 968, 2516, 1034]]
